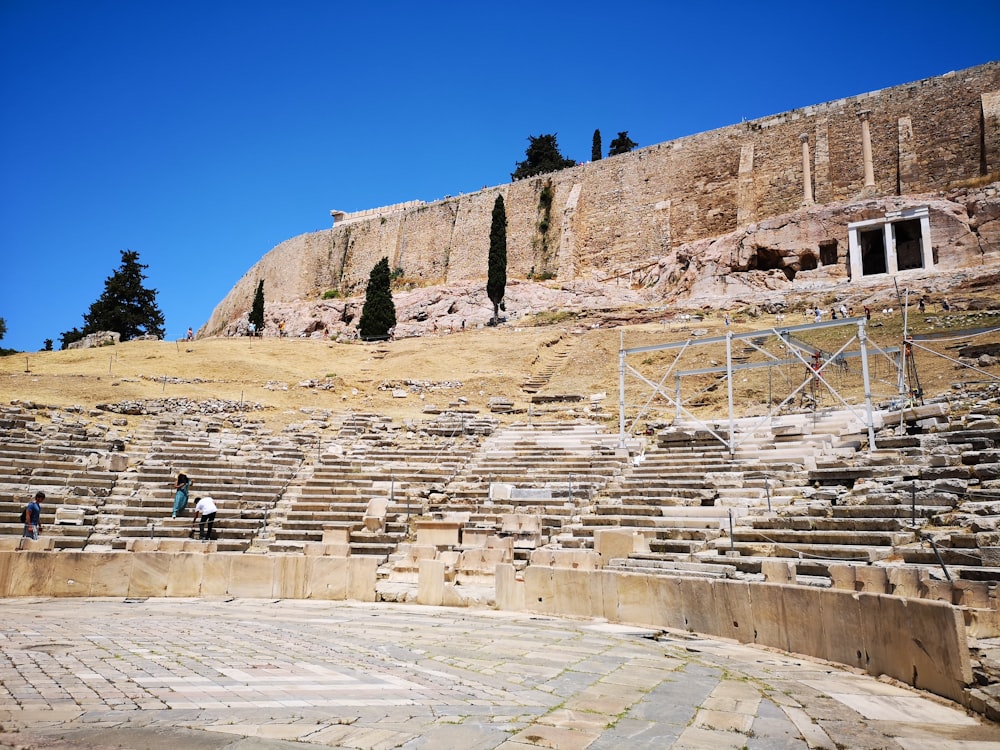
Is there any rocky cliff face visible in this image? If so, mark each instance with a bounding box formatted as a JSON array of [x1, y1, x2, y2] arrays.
[[203, 183, 1000, 340]]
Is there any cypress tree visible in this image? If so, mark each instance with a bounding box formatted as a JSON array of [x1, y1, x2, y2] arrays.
[[249, 280, 265, 336], [608, 131, 638, 156], [487, 194, 507, 325], [359, 257, 396, 340], [591, 129, 602, 161]]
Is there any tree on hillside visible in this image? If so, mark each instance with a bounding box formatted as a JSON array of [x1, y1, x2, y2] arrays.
[[591, 129, 602, 161], [0, 317, 6, 341], [62, 250, 165, 345], [59, 327, 84, 350], [487, 194, 507, 325], [358, 257, 396, 341], [249, 280, 265, 336], [608, 131, 638, 156], [511, 134, 575, 180]]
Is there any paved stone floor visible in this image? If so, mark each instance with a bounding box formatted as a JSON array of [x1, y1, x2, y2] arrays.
[[1, 598, 999, 749]]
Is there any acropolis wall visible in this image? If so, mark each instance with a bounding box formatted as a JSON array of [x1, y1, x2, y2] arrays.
[[204, 62, 1000, 335]]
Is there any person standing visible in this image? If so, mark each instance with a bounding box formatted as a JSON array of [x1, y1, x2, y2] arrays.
[[172, 473, 192, 518], [193, 496, 218, 540], [22, 491, 44, 540]]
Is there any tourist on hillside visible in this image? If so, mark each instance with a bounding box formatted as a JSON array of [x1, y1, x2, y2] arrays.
[[172, 473, 192, 518], [22, 491, 44, 540], [192, 496, 218, 540]]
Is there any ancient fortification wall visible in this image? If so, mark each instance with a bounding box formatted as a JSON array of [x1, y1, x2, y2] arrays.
[[204, 62, 1000, 335]]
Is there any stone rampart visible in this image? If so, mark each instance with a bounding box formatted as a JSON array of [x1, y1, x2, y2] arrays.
[[203, 62, 1000, 336]]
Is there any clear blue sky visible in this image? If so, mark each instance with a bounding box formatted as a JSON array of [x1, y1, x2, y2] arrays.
[[2, 1, 998, 352]]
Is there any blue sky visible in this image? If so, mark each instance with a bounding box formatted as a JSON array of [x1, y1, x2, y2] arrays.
[[1, 1, 998, 352]]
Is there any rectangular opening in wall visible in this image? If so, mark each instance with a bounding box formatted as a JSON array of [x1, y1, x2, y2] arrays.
[[819, 240, 838, 266], [893, 219, 924, 270], [860, 228, 887, 275]]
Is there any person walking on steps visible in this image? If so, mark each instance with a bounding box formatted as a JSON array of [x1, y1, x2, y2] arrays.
[[172, 473, 192, 518], [22, 491, 44, 540], [193, 496, 218, 540]]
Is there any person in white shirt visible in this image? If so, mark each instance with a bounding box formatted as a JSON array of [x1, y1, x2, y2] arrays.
[[192, 496, 218, 540]]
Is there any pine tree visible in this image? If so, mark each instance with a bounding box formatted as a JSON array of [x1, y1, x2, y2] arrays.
[[487, 195, 507, 325], [591, 129, 602, 161], [608, 131, 638, 156], [511, 134, 575, 180], [79, 250, 165, 341], [249, 280, 265, 336], [358, 257, 396, 340]]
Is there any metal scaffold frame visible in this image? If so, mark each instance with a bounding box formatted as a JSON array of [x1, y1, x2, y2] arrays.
[[617, 317, 880, 455]]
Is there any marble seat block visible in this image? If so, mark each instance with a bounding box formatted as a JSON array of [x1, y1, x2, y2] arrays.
[[19, 538, 54, 552], [128, 553, 170, 597], [854, 567, 889, 594], [321, 524, 352, 544], [166, 553, 205, 597], [529, 548, 600, 570], [305, 542, 350, 556], [761, 560, 797, 584], [828, 564, 857, 590], [887, 567, 921, 598], [594, 528, 638, 564], [54, 506, 86, 525], [494, 563, 525, 611], [227, 555, 277, 598], [157, 539, 187, 553], [416, 520, 461, 547], [363, 497, 389, 533]]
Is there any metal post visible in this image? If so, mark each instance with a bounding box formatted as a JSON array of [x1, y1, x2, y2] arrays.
[[726, 331, 735, 457], [728, 510, 734, 553], [911, 482, 916, 526], [922, 534, 952, 581], [857, 319, 878, 451], [618, 334, 627, 448], [765, 478, 772, 513]]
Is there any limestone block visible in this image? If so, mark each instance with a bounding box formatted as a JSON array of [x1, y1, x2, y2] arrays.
[[417, 559, 445, 606], [963, 608, 1000, 639], [201, 554, 233, 597], [854, 567, 889, 594], [305, 542, 350, 556], [887, 567, 921, 598], [274, 554, 307, 599], [4, 552, 47, 596], [523, 565, 558, 615], [501, 514, 541, 533], [495, 563, 524, 611], [674, 577, 722, 637], [305, 556, 348, 600], [616, 571, 657, 627], [460, 528, 492, 548], [108, 453, 128, 472], [128, 553, 170, 598], [227, 555, 276, 598], [89, 553, 133, 597], [165, 553, 205, 597], [761, 560, 797, 584], [713, 579, 755, 644], [19, 538, 54, 552], [157, 539, 187, 553], [953, 580, 991, 609], [550, 567, 600, 619], [129, 539, 159, 553], [859, 593, 971, 703], [0, 539, 19, 552], [594, 528, 638, 563], [346, 556, 378, 602], [828, 564, 857, 590], [921, 578, 955, 603], [47, 552, 95, 597], [490, 483, 513, 500]]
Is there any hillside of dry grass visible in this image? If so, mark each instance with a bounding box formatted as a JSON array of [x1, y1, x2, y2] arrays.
[[1, 302, 998, 433]]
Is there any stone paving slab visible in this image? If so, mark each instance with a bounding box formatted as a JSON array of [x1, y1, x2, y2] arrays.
[[0, 597, 998, 749]]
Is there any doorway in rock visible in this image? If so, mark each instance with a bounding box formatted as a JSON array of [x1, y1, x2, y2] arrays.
[[893, 219, 924, 270], [860, 228, 887, 275]]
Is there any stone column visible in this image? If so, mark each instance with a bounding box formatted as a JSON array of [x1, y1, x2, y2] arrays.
[[858, 110, 876, 190], [800, 133, 814, 205]]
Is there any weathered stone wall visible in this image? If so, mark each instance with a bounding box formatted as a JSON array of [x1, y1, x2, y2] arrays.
[[204, 62, 1000, 335]]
